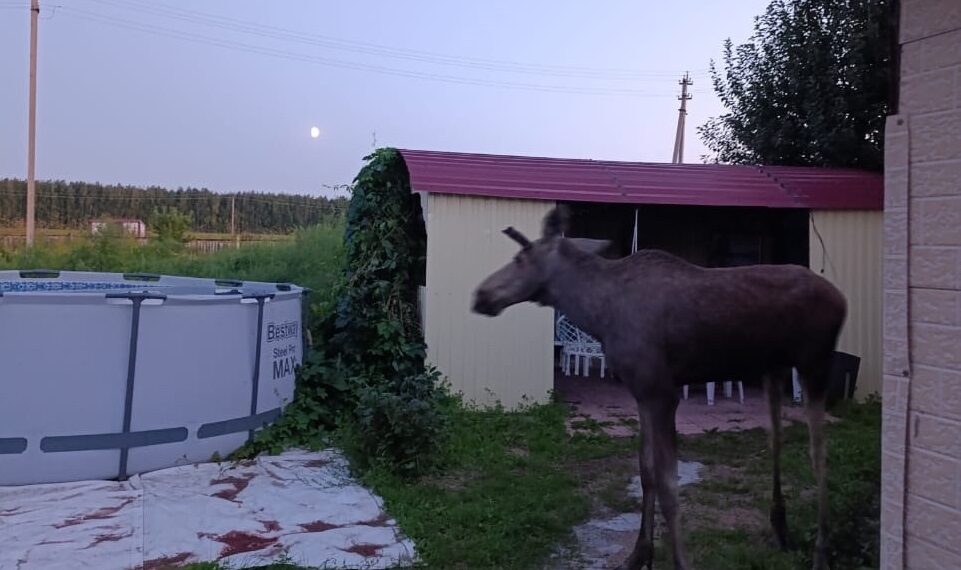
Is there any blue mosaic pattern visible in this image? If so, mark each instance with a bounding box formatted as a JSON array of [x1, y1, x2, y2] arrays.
[[0, 281, 161, 293]]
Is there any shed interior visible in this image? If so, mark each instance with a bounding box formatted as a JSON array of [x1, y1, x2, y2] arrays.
[[563, 202, 810, 268]]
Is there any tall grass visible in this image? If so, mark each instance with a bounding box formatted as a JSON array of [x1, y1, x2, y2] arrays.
[[0, 225, 344, 319], [0, 226, 339, 285]]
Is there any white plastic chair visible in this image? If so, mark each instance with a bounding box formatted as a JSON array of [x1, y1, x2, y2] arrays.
[[792, 368, 803, 403], [571, 327, 606, 378], [683, 380, 744, 406], [555, 316, 580, 373], [555, 315, 605, 378]]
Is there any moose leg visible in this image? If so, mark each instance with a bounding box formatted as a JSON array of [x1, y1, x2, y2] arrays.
[[806, 396, 830, 570], [618, 408, 657, 570], [651, 396, 690, 570], [764, 373, 789, 550]]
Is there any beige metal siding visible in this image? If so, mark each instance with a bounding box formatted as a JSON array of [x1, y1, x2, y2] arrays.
[[809, 210, 883, 397], [423, 194, 555, 408]]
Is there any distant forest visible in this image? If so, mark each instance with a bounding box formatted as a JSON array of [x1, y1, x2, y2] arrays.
[[0, 179, 348, 234]]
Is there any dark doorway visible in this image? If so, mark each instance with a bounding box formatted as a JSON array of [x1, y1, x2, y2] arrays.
[[562, 202, 809, 268]]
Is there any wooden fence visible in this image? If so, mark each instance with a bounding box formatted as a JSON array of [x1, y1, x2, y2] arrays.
[[0, 233, 291, 253]]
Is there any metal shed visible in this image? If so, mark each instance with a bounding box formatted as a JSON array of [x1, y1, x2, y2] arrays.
[[399, 149, 883, 408]]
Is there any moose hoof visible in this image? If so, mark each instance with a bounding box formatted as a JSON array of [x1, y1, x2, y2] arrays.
[[770, 505, 789, 551], [616, 541, 654, 570]]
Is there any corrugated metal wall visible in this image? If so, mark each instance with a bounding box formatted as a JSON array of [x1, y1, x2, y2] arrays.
[[809, 210, 883, 397], [423, 194, 556, 408]]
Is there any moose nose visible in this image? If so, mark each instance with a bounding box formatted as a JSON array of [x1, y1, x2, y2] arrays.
[[472, 289, 496, 316]]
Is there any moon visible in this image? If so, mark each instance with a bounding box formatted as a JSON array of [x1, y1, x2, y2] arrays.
[[309, 126, 320, 139]]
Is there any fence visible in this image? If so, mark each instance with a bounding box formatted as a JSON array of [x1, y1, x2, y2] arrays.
[[0, 233, 291, 253]]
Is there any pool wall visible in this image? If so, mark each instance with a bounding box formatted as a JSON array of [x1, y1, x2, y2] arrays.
[[0, 270, 305, 486]]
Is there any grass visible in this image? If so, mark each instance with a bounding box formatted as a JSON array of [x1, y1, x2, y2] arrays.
[[179, 397, 877, 570], [361, 400, 634, 570], [675, 398, 881, 570], [0, 224, 344, 324]]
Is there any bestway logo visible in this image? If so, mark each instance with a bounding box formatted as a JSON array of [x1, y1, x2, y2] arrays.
[[266, 321, 299, 342]]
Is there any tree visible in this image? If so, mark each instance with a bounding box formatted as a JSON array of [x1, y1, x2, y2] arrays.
[[699, 0, 895, 170], [150, 207, 192, 243]]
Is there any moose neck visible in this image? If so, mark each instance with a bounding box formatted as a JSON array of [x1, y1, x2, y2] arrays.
[[543, 241, 611, 339]]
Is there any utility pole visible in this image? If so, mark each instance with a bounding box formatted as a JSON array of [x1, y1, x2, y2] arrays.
[[671, 71, 693, 164], [25, 0, 39, 245], [231, 194, 239, 249]]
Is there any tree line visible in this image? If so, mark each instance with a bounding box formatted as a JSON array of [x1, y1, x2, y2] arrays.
[[0, 178, 348, 234]]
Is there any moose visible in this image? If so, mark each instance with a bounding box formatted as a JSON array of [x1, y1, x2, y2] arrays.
[[472, 206, 845, 570]]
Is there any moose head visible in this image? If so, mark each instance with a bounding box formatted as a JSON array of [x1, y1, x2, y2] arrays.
[[471, 206, 611, 316]]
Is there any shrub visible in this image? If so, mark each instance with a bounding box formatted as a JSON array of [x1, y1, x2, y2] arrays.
[[243, 148, 448, 476], [150, 206, 192, 244], [348, 370, 450, 476]]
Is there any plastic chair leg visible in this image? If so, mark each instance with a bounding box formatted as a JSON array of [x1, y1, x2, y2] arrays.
[[792, 368, 803, 403]]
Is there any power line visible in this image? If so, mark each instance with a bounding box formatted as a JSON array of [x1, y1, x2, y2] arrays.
[[87, 0, 707, 81], [58, 6, 695, 97]]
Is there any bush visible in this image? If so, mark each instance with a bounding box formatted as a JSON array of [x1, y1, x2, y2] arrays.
[[349, 370, 450, 476], [242, 148, 448, 477], [150, 206, 192, 244]]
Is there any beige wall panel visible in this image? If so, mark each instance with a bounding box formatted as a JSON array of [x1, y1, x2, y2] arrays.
[[423, 194, 555, 408], [810, 210, 883, 397]]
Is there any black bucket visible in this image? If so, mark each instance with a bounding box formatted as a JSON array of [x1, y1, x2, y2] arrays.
[[825, 350, 861, 408]]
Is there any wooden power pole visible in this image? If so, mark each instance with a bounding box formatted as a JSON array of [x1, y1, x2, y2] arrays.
[[671, 72, 693, 164], [231, 194, 239, 248], [25, 0, 39, 245]]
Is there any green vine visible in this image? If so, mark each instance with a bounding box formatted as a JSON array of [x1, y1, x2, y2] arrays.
[[239, 149, 447, 477]]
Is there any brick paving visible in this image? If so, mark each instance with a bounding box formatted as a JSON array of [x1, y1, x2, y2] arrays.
[[556, 372, 816, 437]]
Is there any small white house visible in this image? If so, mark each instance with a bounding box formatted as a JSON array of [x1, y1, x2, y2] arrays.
[[90, 219, 146, 238]]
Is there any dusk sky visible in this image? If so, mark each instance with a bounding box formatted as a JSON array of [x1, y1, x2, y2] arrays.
[[0, 1, 770, 198]]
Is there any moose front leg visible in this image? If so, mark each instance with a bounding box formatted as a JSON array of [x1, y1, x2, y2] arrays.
[[651, 396, 690, 570], [764, 373, 790, 550]]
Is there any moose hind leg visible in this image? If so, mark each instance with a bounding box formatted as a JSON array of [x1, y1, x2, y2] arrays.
[[650, 397, 690, 570], [764, 373, 789, 550], [807, 398, 830, 570]]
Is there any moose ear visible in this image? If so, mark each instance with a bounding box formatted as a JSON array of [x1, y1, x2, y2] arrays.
[[567, 238, 612, 256], [503, 227, 532, 249], [542, 205, 570, 238]]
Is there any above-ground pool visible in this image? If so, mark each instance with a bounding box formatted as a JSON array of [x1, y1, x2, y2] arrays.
[[0, 270, 306, 486]]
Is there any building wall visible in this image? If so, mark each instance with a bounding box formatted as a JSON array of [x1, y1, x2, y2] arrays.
[[422, 193, 555, 408], [883, 2, 961, 568], [808, 210, 883, 397]]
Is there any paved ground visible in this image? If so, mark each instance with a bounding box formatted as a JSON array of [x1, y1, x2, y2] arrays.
[[556, 372, 816, 437], [0, 450, 415, 570], [550, 462, 704, 569]]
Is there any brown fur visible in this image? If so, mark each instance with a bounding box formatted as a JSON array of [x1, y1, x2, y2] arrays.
[[473, 206, 844, 570]]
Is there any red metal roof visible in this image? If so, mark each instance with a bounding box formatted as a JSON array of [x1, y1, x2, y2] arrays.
[[397, 149, 882, 210]]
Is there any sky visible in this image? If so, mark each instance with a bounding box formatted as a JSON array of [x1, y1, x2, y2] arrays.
[[0, 0, 770, 198]]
